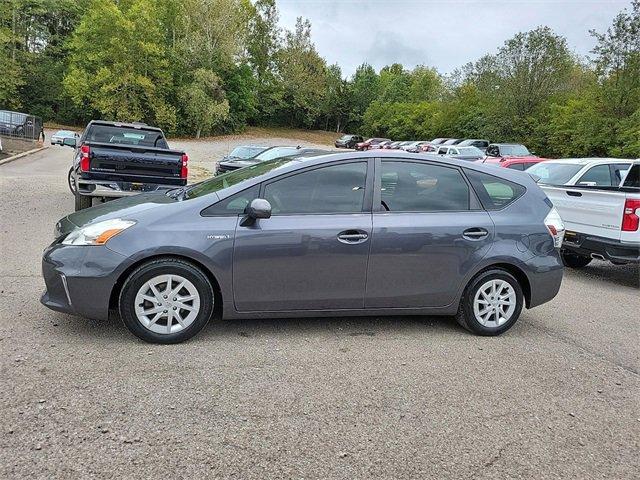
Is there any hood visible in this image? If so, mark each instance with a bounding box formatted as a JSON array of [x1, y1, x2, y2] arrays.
[[220, 158, 259, 168], [64, 193, 177, 230]]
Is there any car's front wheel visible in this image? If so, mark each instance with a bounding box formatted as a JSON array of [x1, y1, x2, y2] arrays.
[[119, 258, 215, 343], [455, 269, 524, 336]]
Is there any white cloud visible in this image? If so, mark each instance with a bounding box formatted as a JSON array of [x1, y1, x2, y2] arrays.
[[276, 0, 631, 77]]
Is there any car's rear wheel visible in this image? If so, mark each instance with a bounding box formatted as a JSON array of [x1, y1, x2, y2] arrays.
[[68, 167, 77, 194], [74, 192, 92, 211], [455, 269, 524, 336], [119, 258, 215, 344], [561, 251, 592, 268]]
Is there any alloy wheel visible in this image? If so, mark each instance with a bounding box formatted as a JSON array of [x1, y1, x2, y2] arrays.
[[134, 274, 201, 334], [472, 279, 516, 328]]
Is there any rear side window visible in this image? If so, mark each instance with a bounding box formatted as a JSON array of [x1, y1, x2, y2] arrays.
[[380, 161, 469, 212], [465, 169, 526, 210], [507, 163, 525, 171]]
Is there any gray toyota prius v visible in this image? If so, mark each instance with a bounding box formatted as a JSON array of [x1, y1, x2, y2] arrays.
[[41, 151, 565, 343]]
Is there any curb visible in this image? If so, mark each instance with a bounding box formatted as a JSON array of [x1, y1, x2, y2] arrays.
[[0, 146, 48, 166]]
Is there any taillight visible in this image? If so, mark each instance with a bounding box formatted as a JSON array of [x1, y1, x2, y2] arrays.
[[181, 153, 188, 179], [622, 199, 640, 231], [544, 206, 565, 248], [80, 144, 90, 172]]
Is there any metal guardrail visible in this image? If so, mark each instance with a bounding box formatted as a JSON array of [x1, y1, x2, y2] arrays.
[[0, 110, 43, 140]]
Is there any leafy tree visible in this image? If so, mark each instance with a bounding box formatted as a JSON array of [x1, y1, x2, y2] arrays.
[[276, 17, 327, 127], [409, 66, 443, 102], [346, 63, 379, 131], [178, 69, 230, 138], [63, 0, 176, 130]]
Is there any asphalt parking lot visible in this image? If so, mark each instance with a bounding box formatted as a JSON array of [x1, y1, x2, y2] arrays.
[[1, 143, 639, 479]]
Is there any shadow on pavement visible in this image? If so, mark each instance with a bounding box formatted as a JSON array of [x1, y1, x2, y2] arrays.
[[565, 260, 639, 289]]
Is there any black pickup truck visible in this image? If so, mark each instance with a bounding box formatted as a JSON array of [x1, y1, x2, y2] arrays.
[[65, 120, 188, 210]]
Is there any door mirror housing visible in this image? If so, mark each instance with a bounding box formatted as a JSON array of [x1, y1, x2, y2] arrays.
[[62, 137, 77, 148], [240, 198, 272, 226]]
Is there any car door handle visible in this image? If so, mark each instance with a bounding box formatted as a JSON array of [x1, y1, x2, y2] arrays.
[[337, 230, 369, 244], [566, 191, 582, 197], [463, 228, 489, 240]]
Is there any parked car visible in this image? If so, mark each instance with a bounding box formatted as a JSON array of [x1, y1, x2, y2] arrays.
[[65, 121, 187, 211], [483, 157, 547, 171], [402, 141, 429, 152], [383, 141, 404, 150], [51, 130, 79, 146], [437, 146, 485, 162], [335, 134, 363, 149], [442, 139, 463, 146], [430, 138, 450, 145], [526, 158, 633, 187], [217, 146, 328, 174], [457, 139, 490, 152], [537, 161, 639, 267], [369, 140, 392, 150], [41, 150, 564, 344], [221, 145, 268, 163], [355, 138, 390, 151]]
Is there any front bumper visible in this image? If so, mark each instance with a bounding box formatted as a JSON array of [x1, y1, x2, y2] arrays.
[[40, 243, 128, 320], [562, 231, 640, 264], [76, 178, 179, 198]]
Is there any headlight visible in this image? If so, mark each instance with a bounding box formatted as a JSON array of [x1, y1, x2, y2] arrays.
[[62, 219, 136, 246]]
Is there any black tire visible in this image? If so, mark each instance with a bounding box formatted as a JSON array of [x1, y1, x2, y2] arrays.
[[455, 269, 524, 336], [74, 192, 92, 211], [561, 251, 592, 268], [119, 258, 215, 344], [68, 167, 77, 194]]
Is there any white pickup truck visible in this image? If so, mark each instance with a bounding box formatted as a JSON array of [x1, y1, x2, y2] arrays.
[[530, 160, 640, 267]]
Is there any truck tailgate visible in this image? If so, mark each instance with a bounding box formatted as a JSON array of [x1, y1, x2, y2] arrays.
[[542, 186, 625, 241], [87, 142, 184, 184]]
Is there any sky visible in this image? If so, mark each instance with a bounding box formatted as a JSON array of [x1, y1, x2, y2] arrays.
[[276, 0, 631, 76]]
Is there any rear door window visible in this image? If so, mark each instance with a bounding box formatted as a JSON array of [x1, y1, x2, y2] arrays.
[[465, 169, 526, 210], [612, 163, 631, 184], [379, 161, 470, 212], [577, 165, 613, 186]]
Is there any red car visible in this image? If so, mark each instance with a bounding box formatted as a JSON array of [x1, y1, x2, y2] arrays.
[[355, 137, 391, 151], [479, 143, 547, 171]]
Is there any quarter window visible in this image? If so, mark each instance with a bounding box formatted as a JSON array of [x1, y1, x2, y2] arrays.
[[264, 162, 367, 214], [465, 169, 526, 210], [380, 161, 470, 212]]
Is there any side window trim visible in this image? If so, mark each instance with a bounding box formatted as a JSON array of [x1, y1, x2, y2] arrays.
[[373, 158, 481, 213], [259, 159, 373, 216]]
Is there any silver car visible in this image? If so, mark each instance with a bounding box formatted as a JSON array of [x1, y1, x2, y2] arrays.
[[42, 151, 565, 343]]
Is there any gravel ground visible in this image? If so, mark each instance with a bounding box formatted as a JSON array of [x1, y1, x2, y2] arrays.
[[1, 138, 639, 479]]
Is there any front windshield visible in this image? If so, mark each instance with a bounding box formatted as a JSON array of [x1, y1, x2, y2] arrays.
[[255, 147, 298, 161], [501, 145, 531, 156], [526, 163, 583, 185], [185, 159, 294, 199], [229, 146, 264, 159]]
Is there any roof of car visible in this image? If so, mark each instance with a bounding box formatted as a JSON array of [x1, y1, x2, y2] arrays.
[[88, 120, 160, 131], [490, 143, 525, 147], [538, 157, 633, 166]]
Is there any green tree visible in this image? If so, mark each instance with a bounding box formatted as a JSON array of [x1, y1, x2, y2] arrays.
[[276, 17, 327, 127], [178, 68, 230, 138], [346, 63, 379, 131], [63, 0, 176, 130]]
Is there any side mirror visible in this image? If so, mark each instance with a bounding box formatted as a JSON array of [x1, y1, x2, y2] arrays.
[[62, 137, 77, 148], [240, 198, 272, 226]]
